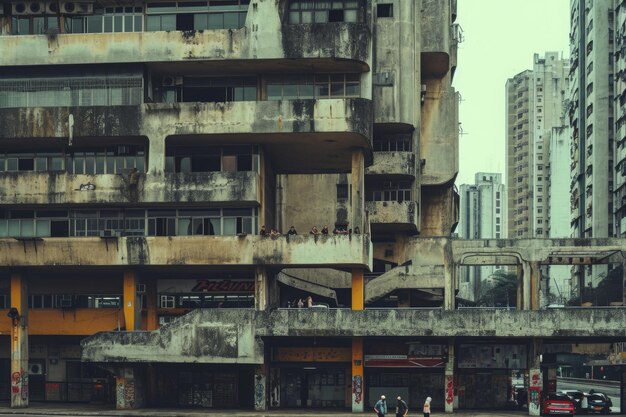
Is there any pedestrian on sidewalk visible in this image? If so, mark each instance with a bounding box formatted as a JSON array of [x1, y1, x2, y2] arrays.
[[395, 395, 408, 417], [374, 394, 388, 417], [423, 396, 432, 417]]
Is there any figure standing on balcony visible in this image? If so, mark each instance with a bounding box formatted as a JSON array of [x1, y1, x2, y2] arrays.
[[287, 226, 298, 236], [321, 225, 329, 235], [306, 296, 313, 308], [270, 227, 281, 237], [310, 226, 320, 235], [260, 225, 267, 236]]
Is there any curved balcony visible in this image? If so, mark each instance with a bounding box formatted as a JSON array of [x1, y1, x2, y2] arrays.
[[0, 21, 370, 70], [421, 0, 452, 76], [366, 152, 415, 177], [0, 171, 260, 205]]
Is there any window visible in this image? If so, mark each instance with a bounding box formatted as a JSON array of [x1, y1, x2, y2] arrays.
[[160, 295, 176, 309], [66, 145, 146, 175], [336, 184, 349, 200], [288, 0, 360, 24], [145, 0, 249, 31], [159, 76, 257, 103], [267, 74, 360, 100], [496, 208, 500, 214], [538, 219, 543, 224], [496, 225, 500, 232], [366, 180, 412, 203], [586, 103, 593, 117], [587, 82, 593, 95], [11, 15, 59, 35], [373, 133, 412, 152], [165, 145, 257, 173], [66, 6, 143, 34], [587, 61, 593, 75], [537, 165, 543, 171], [586, 40, 593, 55], [0, 152, 64, 172], [377, 3, 393, 17]]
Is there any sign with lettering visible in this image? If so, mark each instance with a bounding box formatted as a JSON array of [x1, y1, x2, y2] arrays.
[[158, 279, 254, 293], [275, 347, 352, 363]]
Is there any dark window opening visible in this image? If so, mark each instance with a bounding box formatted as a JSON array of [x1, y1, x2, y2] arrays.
[[328, 9, 344, 22], [176, 13, 195, 30], [377, 4, 393, 17], [337, 184, 349, 200]]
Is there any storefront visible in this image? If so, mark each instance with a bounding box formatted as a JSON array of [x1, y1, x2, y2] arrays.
[[365, 342, 446, 410], [271, 346, 352, 409], [456, 343, 527, 410], [157, 278, 254, 324], [152, 364, 253, 408]]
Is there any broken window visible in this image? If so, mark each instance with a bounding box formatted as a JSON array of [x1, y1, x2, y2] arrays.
[[288, 0, 360, 24]]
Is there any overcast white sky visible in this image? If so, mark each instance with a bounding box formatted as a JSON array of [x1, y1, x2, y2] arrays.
[[454, 0, 571, 186]]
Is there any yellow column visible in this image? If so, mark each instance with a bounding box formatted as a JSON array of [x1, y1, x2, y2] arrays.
[[351, 269, 364, 412], [123, 271, 138, 331], [10, 272, 28, 408], [351, 269, 364, 311], [145, 279, 158, 331]]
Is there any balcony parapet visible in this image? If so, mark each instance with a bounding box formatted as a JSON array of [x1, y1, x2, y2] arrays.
[[0, 171, 260, 205], [365, 152, 415, 177], [366, 201, 417, 229], [0, 234, 372, 269]]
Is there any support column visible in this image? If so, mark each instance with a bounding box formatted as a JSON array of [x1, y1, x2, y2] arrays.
[[351, 149, 365, 233], [444, 341, 455, 413], [529, 262, 541, 310], [522, 262, 531, 311], [10, 272, 28, 408], [443, 261, 456, 310], [115, 367, 145, 410], [351, 270, 364, 412], [254, 365, 267, 411], [145, 279, 158, 331], [528, 339, 543, 416], [255, 267, 268, 311], [516, 264, 524, 310], [351, 337, 364, 412], [123, 270, 138, 331], [351, 269, 364, 311]]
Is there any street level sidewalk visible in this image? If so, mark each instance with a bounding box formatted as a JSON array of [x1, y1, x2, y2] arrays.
[[0, 403, 597, 417]]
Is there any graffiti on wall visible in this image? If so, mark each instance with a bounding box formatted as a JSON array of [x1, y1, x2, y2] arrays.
[[445, 375, 454, 405], [116, 377, 136, 409], [270, 368, 280, 407], [11, 369, 28, 402], [352, 375, 362, 404], [254, 372, 266, 410]]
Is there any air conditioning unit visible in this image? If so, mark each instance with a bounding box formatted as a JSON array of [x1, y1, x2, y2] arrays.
[[60, 1, 92, 14], [45, 1, 59, 14], [28, 363, 43, 375], [12, 1, 45, 15], [162, 76, 183, 87]]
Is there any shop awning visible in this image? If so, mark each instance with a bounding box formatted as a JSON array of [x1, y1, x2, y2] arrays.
[[276, 272, 338, 304]]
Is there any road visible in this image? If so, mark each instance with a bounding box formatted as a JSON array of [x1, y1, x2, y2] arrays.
[[558, 378, 621, 414]]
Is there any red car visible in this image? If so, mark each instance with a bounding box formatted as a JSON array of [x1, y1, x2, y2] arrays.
[[543, 392, 575, 416]]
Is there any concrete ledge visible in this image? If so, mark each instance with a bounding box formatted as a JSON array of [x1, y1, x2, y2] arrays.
[[0, 234, 373, 268]]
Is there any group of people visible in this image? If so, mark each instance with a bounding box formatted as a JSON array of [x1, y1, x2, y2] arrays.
[[259, 224, 361, 237], [374, 395, 432, 417], [287, 296, 313, 308]]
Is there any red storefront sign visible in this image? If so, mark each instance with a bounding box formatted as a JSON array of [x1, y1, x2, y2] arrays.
[[364, 355, 445, 368]]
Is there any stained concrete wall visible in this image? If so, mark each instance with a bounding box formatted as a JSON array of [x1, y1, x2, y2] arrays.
[[365, 151, 415, 176], [0, 234, 373, 268]]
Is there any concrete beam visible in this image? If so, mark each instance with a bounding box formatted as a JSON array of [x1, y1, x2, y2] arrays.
[[364, 264, 443, 304]]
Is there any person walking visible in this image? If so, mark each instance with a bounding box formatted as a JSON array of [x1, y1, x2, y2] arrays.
[[395, 396, 408, 417], [374, 395, 388, 417], [423, 396, 432, 417]]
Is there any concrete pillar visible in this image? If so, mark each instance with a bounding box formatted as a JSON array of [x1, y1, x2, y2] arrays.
[[516, 264, 523, 310], [145, 279, 158, 331], [10, 272, 28, 408], [528, 339, 543, 416], [351, 337, 364, 412], [115, 367, 145, 410], [351, 269, 364, 311], [254, 365, 267, 411], [530, 262, 541, 310], [443, 262, 456, 310], [255, 267, 268, 311], [522, 262, 531, 311], [123, 270, 139, 331], [444, 341, 455, 413], [351, 149, 365, 233]]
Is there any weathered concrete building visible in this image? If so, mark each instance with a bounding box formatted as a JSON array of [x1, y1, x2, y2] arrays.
[[1, 0, 624, 414]]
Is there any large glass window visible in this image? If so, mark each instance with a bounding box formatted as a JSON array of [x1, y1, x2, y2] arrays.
[[366, 181, 412, 203], [0, 207, 256, 237], [66, 145, 146, 175], [65, 7, 144, 33], [288, 0, 360, 23], [373, 133, 412, 152], [145, 0, 249, 31], [267, 73, 360, 100]]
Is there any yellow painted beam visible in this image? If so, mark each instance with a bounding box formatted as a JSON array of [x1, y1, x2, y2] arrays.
[[351, 269, 364, 311]]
